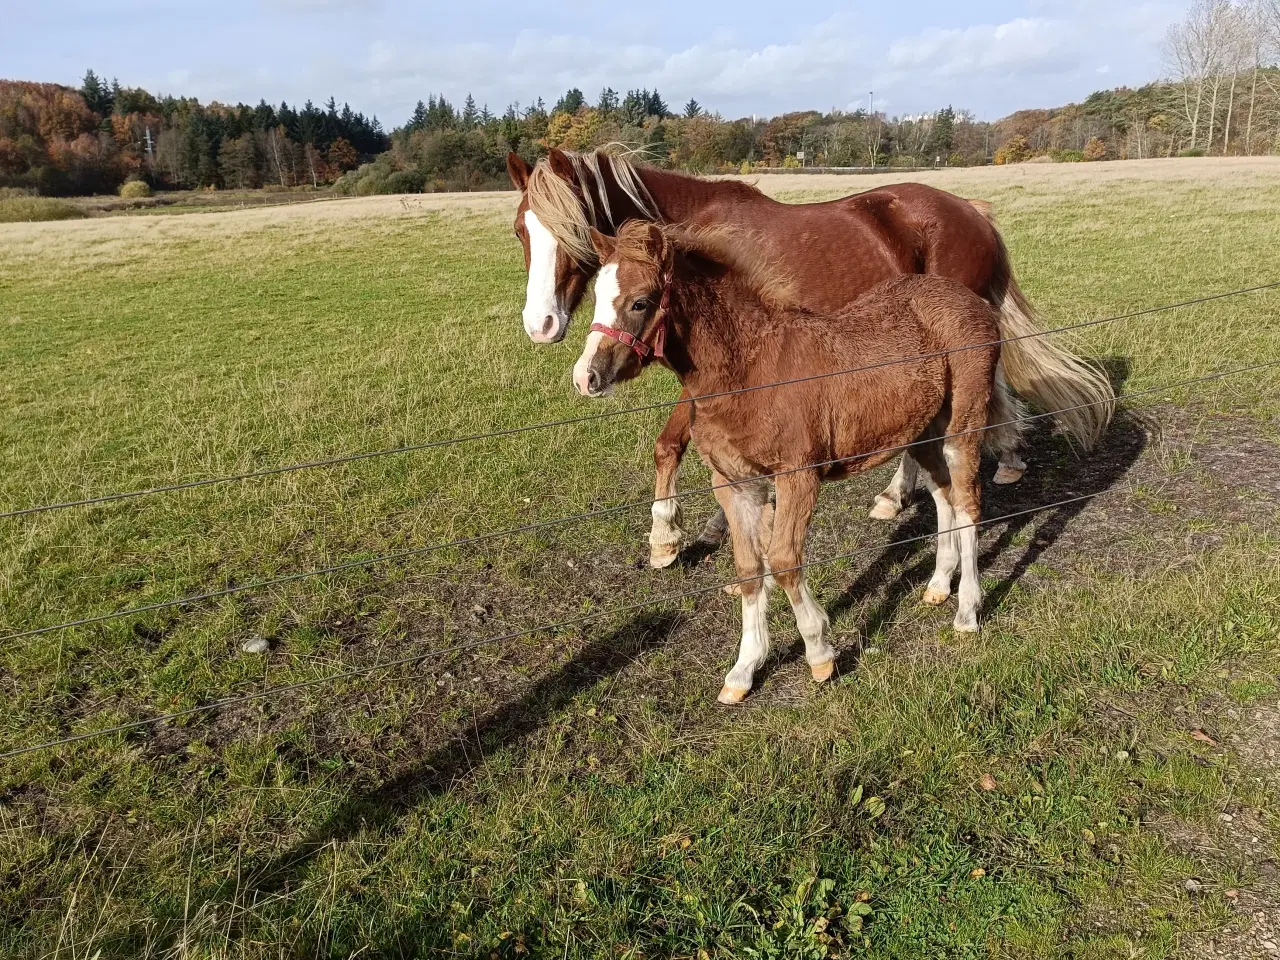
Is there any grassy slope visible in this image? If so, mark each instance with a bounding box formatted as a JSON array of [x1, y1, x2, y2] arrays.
[[1, 164, 1279, 958]]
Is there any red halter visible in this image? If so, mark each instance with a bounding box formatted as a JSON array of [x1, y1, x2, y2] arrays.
[[589, 271, 672, 361]]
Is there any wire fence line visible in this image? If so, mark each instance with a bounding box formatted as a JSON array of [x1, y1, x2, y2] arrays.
[[4, 280, 1277, 522], [4, 360, 1275, 646], [0, 489, 1112, 762]]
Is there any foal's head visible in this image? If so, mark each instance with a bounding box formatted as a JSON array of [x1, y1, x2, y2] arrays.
[[507, 150, 596, 344], [573, 222, 673, 398]]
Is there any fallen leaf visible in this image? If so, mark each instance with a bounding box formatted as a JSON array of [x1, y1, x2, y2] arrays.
[[1190, 729, 1217, 745], [979, 773, 997, 792], [1225, 889, 1239, 899], [970, 868, 986, 879]]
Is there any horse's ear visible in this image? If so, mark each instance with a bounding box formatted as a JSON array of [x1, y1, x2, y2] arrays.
[[506, 152, 531, 191], [588, 227, 616, 262], [640, 222, 671, 266], [547, 147, 577, 183]]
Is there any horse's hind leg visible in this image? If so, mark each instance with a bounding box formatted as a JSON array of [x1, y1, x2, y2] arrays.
[[869, 454, 919, 520], [770, 471, 836, 684], [944, 433, 984, 633], [649, 399, 692, 568], [914, 444, 960, 606]]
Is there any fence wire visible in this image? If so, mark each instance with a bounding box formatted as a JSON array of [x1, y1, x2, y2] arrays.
[[4, 360, 1276, 646], [4, 280, 1276, 522], [0, 489, 1112, 762]]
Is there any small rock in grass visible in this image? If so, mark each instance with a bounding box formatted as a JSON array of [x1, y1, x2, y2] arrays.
[[241, 637, 270, 655], [1185, 878, 1203, 894]]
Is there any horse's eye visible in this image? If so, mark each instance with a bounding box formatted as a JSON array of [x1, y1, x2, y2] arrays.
[[631, 298, 650, 312]]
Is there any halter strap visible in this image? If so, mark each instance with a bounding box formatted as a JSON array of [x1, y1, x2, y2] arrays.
[[589, 270, 673, 361]]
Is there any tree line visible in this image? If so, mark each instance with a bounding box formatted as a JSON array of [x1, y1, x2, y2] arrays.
[[0, 71, 388, 196]]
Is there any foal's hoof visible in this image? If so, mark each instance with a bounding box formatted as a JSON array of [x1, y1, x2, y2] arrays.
[[922, 587, 951, 606], [992, 464, 1025, 485], [810, 660, 835, 684], [953, 618, 981, 634], [717, 685, 749, 705], [723, 582, 743, 596], [868, 495, 901, 521], [649, 542, 681, 569]]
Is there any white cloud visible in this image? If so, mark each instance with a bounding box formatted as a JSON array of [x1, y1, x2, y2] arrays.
[[123, 2, 1192, 125]]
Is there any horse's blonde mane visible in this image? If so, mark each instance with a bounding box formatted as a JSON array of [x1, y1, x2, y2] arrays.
[[612, 222, 799, 313], [525, 145, 659, 267]]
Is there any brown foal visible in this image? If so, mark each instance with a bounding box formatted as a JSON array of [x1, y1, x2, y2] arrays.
[[573, 222, 1031, 703]]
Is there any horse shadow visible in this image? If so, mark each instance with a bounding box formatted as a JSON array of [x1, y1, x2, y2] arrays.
[[156, 609, 685, 956], [765, 356, 1144, 678]]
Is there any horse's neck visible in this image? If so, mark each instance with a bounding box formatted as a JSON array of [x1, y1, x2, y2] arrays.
[[666, 271, 756, 394], [597, 161, 761, 227]]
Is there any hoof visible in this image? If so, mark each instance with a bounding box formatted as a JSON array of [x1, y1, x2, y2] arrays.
[[868, 495, 901, 520], [953, 619, 981, 634], [992, 464, 1025, 485], [723, 582, 743, 596], [810, 660, 835, 684], [717, 685, 749, 705], [922, 587, 950, 606], [649, 542, 680, 569]]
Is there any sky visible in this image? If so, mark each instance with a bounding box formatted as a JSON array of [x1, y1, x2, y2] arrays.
[[6, 0, 1188, 127]]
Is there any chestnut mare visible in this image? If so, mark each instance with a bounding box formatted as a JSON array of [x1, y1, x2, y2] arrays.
[[575, 221, 1023, 703], [507, 148, 1113, 568]]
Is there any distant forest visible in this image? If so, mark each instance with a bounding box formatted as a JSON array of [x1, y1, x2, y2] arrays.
[[2, 0, 1277, 197]]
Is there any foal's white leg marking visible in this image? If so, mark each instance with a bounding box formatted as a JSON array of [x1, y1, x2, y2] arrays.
[[720, 587, 771, 704], [922, 472, 959, 606], [572, 264, 620, 396], [870, 455, 919, 520], [718, 489, 771, 703], [521, 210, 567, 342], [952, 508, 982, 633], [786, 581, 836, 682]]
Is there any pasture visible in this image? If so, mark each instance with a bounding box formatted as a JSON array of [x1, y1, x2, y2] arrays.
[[2, 157, 1280, 958]]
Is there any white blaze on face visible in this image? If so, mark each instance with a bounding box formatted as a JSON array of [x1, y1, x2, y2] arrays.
[[573, 264, 620, 396], [522, 210, 567, 342]]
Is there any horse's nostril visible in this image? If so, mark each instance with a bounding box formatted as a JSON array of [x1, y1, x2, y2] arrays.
[[587, 369, 601, 394], [540, 315, 556, 337]]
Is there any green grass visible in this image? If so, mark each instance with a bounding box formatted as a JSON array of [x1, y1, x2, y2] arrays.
[[1, 169, 1280, 958], [0, 196, 86, 223]]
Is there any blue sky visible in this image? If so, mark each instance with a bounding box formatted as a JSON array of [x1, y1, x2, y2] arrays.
[[8, 0, 1186, 126]]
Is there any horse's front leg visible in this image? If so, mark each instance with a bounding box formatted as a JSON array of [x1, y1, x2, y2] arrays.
[[648, 399, 692, 568], [709, 471, 773, 704], [869, 453, 919, 520]]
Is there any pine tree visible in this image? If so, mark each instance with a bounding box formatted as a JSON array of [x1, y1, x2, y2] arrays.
[[597, 87, 619, 114], [646, 90, 669, 118], [621, 89, 647, 125], [462, 93, 478, 128], [683, 98, 702, 119], [80, 69, 109, 115], [554, 88, 585, 114], [408, 100, 428, 132], [479, 104, 494, 126]]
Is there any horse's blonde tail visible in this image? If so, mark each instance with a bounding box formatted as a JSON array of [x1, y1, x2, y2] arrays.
[[976, 206, 1115, 450]]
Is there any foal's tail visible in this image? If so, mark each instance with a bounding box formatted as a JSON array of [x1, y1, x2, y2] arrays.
[[971, 202, 1115, 450]]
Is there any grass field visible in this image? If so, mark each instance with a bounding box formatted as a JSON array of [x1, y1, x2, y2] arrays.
[[2, 157, 1280, 959]]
